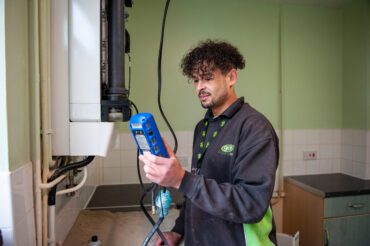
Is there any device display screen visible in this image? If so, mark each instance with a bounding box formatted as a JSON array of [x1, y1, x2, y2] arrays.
[[134, 133, 150, 151]]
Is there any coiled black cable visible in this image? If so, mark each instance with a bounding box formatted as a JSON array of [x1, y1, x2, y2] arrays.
[[130, 101, 170, 245], [141, 0, 175, 245], [132, 0, 176, 245]]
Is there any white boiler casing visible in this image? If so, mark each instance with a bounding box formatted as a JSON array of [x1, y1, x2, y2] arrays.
[[51, 0, 116, 157]]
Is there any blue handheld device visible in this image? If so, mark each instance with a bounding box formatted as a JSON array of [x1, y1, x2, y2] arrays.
[[130, 113, 172, 219], [129, 113, 168, 158]]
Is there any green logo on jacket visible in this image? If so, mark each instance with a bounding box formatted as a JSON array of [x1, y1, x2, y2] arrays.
[[219, 144, 234, 156]]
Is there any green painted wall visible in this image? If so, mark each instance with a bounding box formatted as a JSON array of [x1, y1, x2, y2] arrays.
[[281, 4, 343, 129], [2, 0, 369, 170], [118, 0, 346, 132], [343, 0, 368, 130], [5, 0, 30, 171], [118, 0, 281, 131]]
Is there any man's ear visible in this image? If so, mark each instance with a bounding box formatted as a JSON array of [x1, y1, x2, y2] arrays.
[[227, 68, 238, 87]]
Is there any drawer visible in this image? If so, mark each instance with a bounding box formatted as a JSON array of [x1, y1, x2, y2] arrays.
[[324, 194, 370, 218]]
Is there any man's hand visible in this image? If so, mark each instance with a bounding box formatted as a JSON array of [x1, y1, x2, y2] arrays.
[[154, 231, 182, 246], [139, 140, 185, 189]]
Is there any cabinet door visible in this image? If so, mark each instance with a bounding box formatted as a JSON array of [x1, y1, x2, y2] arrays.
[[324, 214, 370, 246]]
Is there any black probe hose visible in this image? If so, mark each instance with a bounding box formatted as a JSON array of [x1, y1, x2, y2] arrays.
[[131, 101, 170, 245], [157, 0, 177, 153]]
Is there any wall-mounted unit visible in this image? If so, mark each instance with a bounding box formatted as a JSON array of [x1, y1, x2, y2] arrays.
[[51, 0, 131, 156]]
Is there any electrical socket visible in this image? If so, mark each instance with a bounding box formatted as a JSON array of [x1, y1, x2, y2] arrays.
[[303, 151, 318, 160]]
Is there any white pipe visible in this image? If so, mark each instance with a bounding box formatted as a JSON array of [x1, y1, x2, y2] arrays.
[[29, 0, 43, 244], [56, 167, 88, 196], [39, 174, 67, 189], [35, 160, 43, 246], [48, 205, 56, 246], [39, 0, 52, 243], [277, 5, 285, 198]]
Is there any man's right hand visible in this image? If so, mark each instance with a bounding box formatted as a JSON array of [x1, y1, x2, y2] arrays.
[[154, 231, 182, 246]]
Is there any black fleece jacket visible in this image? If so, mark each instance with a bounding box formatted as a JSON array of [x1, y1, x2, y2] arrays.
[[172, 97, 279, 246]]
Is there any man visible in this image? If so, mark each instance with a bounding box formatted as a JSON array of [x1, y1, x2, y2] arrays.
[[139, 40, 279, 246]]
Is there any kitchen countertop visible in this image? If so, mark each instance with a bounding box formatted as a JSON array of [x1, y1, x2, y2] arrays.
[[285, 173, 370, 198]]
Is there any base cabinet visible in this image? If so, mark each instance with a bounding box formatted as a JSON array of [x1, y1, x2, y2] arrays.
[[283, 179, 370, 246], [324, 214, 370, 246]]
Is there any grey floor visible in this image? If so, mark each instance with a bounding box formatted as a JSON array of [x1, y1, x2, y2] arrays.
[[64, 209, 183, 246]]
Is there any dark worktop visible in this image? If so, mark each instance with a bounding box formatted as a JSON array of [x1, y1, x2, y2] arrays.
[[285, 173, 370, 198]]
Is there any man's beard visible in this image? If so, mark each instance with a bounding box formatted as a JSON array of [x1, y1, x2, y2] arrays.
[[199, 91, 228, 110]]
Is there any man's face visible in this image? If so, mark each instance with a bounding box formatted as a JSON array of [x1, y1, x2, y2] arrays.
[[192, 68, 233, 111]]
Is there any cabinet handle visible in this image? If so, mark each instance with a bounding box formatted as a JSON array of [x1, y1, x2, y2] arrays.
[[324, 229, 329, 246], [347, 202, 365, 209]]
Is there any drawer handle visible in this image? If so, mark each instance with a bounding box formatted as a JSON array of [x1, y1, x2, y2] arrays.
[[324, 229, 330, 246], [347, 202, 365, 209]]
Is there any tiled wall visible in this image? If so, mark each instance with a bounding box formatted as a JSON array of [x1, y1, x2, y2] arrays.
[[282, 129, 342, 176], [103, 129, 370, 185], [0, 157, 101, 245], [282, 129, 370, 179], [0, 162, 35, 246], [341, 129, 369, 179], [101, 131, 193, 185], [55, 157, 100, 243]]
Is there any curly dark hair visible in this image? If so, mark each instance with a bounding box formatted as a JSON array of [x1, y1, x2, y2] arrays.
[[180, 39, 245, 80]]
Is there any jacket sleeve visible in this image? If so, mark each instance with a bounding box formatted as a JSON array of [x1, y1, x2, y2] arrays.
[[178, 123, 279, 224], [171, 200, 186, 235]]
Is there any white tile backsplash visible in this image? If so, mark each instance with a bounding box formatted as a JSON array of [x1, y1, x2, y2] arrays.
[[353, 146, 366, 163], [1, 228, 14, 246], [121, 149, 139, 167], [319, 145, 333, 159], [332, 159, 341, 173], [0, 171, 13, 228], [103, 167, 121, 184], [54, 162, 98, 243], [306, 130, 320, 145], [283, 130, 294, 145], [293, 130, 307, 145], [101, 131, 194, 185], [111, 133, 121, 150], [281, 129, 370, 178], [353, 161, 366, 179], [13, 210, 36, 246], [11, 163, 34, 225], [100, 130, 370, 181], [56, 193, 83, 243], [120, 133, 137, 150], [319, 159, 332, 173], [341, 144, 352, 160], [341, 159, 353, 175], [353, 130, 366, 146], [0, 162, 36, 246], [121, 166, 151, 184], [103, 150, 121, 167], [306, 160, 320, 174], [342, 129, 353, 145]]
